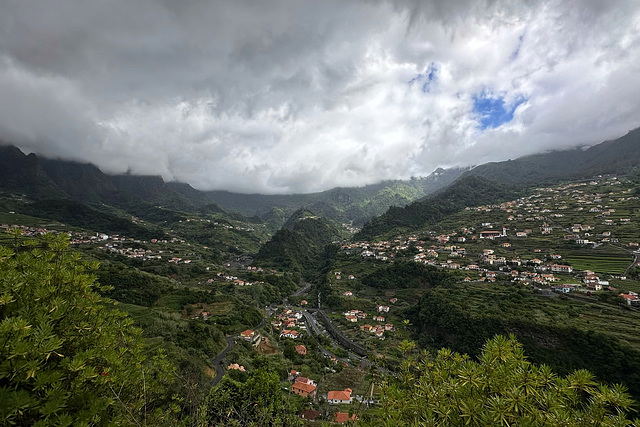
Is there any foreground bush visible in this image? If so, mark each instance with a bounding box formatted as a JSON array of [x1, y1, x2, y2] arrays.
[[371, 335, 638, 426], [0, 234, 176, 426]]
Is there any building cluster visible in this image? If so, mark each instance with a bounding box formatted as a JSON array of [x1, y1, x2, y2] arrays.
[[343, 308, 394, 338], [178, 217, 255, 232], [101, 243, 164, 261], [271, 308, 304, 340], [289, 369, 360, 423]]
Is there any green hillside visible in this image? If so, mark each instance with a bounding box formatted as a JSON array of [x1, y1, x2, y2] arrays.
[[464, 127, 640, 184], [357, 176, 521, 240], [206, 168, 466, 226], [255, 209, 342, 278]]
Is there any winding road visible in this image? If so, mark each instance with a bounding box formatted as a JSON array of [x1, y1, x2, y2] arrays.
[[211, 309, 271, 386], [211, 336, 236, 386]]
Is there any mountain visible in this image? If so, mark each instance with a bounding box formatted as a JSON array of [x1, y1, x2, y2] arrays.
[[464, 127, 640, 184], [0, 146, 248, 239], [0, 143, 469, 228], [108, 174, 200, 210], [0, 145, 67, 199], [206, 167, 467, 225], [356, 128, 640, 240], [255, 208, 342, 278], [356, 176, 521, 240], [40, 158, 127, 205]]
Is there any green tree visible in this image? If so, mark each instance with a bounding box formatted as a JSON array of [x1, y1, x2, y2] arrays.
[[367, 335, 638, 426], [205, 368, 301, 426], [0, 234, 177, 426]]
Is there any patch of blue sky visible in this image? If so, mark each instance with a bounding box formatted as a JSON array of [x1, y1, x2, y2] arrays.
[[408, 63, 438, 93], [473, 91, 526, 130]]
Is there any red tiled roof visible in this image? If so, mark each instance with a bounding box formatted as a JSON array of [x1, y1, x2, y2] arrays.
[[328, 389, 352, 401], [292, 382, 317, 395], [334, 412, 357, 423]]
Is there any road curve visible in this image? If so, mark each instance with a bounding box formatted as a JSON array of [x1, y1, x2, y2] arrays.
[[210, 309, 272, 387], [211, 336, 236, 387]]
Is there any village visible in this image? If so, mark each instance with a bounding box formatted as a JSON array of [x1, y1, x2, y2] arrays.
[[336, 177, 640, 306]]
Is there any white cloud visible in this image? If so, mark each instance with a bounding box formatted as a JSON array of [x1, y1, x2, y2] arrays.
[[1, 0, 639, 193]]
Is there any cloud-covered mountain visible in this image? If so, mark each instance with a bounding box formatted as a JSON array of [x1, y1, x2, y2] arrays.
[[357, 127, 640, 239], [463, 127, 640, 183], [0, 144, 465, 226]]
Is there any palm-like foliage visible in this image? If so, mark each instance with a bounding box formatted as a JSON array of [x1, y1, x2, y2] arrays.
[[366, 335, 636, 426]]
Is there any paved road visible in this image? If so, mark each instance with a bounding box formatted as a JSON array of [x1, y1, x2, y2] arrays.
[[302, 310, 323, 336], [211, 309, 272, 387], [292, 281, 312, 297], [623, 253, 639, 277], [211, 336, 236, 387]]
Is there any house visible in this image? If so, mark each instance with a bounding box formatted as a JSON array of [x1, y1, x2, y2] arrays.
[[291, 382, 317, 398], [437, 235, 450, 244], [553, 284, 576, 293], [343, 291, 353, 297], [227, 363, 245, 371], [377, 305, 390, 313], [240, 329, 256, 341], [300, 300, 308, 306], [334, 412, 358, 424], [295, 376, 316, 386], [479, 230, 504, 239], [620, 292, 640, 306], [300, 410, 322, 421], [328, 388, 352, 404], [295, 344, 307, 355], [551, 264, 573, 274], [280, 330, 300, 339], [345, 315, 357, 323], [389, 297, 398, 304], [587, 283, 603, 291], [373, 315, 385, 322]]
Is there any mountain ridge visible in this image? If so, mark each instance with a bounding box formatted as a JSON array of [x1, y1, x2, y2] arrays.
[[463, 127, 640, 184]]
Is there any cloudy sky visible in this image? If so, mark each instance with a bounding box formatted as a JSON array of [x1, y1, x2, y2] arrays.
[[1, 0, 640, 194]]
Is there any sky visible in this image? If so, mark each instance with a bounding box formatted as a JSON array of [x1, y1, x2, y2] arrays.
[[1, 0, 640, 194]]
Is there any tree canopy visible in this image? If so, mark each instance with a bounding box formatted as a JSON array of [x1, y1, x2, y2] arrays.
[[0, 234, 176, 426], [205, 367, 301, 426], [369, 335, 638, 426]]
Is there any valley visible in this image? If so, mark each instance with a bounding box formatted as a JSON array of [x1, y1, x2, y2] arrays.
[[3, 132, 640, 425]]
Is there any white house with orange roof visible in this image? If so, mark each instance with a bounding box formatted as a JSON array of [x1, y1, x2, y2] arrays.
[[328, 388, 352, 404]]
